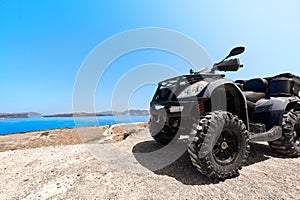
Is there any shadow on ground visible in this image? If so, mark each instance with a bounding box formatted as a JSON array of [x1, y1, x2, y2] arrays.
[[245, 142, 288, 166], [132, 140, 217, 185], [132, 140, 287, 185]]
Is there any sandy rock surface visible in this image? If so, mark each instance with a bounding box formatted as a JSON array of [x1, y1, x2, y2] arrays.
[[0, 127, 299, 200]]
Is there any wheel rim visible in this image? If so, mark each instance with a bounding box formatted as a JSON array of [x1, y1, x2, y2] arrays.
[[213, 128, 239, 165]]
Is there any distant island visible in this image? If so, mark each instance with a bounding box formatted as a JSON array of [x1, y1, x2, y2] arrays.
[[43, 109, 149, 117], [0, 110, 149, 119], [43, 112, 108, 117], [0, 112, 40, 119]]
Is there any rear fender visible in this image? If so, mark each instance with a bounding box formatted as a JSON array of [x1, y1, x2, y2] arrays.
[[255, 97, 298, 128], [293, 99, 300, 111], [269, 97, 300, 112]]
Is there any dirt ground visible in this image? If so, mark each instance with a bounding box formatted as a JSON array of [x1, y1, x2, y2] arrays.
[[0, 124, 299, 199], [0, 127, 104, 152], [0, 123, 146, 152]]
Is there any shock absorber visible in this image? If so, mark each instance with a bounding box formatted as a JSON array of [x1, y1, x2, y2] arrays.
[[198, 101, 205, 114]]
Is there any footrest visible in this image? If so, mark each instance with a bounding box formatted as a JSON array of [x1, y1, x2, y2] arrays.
[[249, 126, 282, 142]]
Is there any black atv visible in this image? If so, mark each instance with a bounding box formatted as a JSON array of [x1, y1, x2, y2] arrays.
[[149, 46, 300, 179]]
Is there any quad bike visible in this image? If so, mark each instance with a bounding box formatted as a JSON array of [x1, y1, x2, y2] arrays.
[[149, 46, 300, 179]]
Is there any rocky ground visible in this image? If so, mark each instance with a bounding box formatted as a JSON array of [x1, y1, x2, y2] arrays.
[[0, 124, 299, 199]]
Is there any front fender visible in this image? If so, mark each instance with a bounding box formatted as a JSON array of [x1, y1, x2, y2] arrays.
[[202, 78, 234, 98], [200, 78, 249, 129]]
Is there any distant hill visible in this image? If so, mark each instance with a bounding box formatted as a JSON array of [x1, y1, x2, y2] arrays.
[[43, 112, 106, 117], [120, 109, 149, 116], [0, 112, 41, 119], [96, 111, 114, 116], [43, 109, 149, 117], [97, 109, 149, 116]]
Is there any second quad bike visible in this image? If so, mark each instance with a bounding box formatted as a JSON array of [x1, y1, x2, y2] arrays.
[[149, 46, 300, 179]]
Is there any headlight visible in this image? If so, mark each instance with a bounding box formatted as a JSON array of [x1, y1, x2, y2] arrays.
[[177, 81, 208, 98]]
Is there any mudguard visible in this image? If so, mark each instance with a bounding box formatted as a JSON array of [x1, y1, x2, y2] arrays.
[[255, 97, 300, 128], [201, 78, 249, 128], [202, 78, 234, 98]]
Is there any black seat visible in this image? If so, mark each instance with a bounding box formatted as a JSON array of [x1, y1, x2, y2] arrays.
[[242, 78, 268, 111], [243, 91, 266, 103], [243, 78, 268, 93]]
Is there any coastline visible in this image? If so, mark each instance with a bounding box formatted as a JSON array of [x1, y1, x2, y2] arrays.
[[0, 122, 147, 152]]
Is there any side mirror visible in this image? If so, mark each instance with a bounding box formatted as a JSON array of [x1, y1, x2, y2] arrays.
[[229, 46, 245, 56], [214, 46, 245, 66], [225, 46, 245, 60]]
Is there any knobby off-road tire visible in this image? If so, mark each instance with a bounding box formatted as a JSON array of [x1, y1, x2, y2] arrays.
[[188, 111, 250, 179], [269, 110, 300, 157], [152, 131, 175, 145], [149, 121, 176, 145]]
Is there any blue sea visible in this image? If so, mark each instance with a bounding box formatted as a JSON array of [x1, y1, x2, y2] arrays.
[[0, 115, 149, 135]]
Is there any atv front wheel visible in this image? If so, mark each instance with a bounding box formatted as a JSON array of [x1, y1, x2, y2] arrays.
[[269, 110, 300, 157], [188, 111, 250, 179], [149, 121, 176, 145], [151, 131, 175, 145]]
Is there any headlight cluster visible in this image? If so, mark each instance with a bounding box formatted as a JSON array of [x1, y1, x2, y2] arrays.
[[177, 81, 208, 98]]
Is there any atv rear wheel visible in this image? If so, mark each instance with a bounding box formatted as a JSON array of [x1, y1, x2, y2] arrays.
[[269, 110, 300, 157], [188, 111, 250, 179]]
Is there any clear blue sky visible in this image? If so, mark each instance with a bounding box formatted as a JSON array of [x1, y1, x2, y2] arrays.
[[1, 0, 300, 114]]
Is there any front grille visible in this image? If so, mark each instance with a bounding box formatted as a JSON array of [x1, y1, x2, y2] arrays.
[[155, 87, 178, 101], [158, 88, 172, 100]]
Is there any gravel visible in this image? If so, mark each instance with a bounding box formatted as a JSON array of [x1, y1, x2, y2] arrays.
[[0, 127, 299, 200]]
